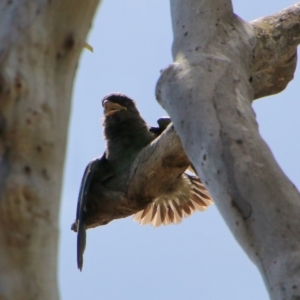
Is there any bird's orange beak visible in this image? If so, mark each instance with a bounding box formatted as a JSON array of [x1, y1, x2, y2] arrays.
[[103, 100, 127, 116]]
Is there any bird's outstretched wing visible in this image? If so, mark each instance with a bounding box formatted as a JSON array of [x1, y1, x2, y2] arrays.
[[75, 156, 107, 271], [133, 173, 213, 227], [135, 116, 213, 226]]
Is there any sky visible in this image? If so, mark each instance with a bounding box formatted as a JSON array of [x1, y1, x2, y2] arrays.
[[59, 1, 300, 299]]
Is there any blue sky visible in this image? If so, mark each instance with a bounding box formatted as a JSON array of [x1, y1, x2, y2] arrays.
[[59, 1, 299, 299]]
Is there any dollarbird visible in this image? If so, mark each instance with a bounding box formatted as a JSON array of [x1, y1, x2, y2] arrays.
[[72, 93, 213, 271]]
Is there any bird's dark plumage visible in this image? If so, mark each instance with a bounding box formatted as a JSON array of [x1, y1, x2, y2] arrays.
[[73, 93, 213, 271], [75, 155, 111, 271]]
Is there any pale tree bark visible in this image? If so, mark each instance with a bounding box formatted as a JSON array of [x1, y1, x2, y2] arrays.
[[0, 1, 100, 300], [155, 1, 300, 299]]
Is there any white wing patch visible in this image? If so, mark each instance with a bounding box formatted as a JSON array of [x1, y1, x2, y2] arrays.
[[132, 173, 213, 227]]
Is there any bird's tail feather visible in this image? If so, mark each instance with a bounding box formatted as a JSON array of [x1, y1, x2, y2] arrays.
[[77, 221, 86, 271], [133, 174, 213, 227]]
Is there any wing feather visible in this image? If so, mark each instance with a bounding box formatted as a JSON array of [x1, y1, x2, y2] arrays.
[[133, 173, 213, 227], [75, 157, 104, 271]]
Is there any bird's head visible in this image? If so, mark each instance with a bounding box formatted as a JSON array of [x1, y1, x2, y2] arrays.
[[101, 93, 149, 142], [102, 93, 140, 119]]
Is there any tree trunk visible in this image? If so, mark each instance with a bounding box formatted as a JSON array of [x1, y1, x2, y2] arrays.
[[0, 1, 99, 299], [156, 1, 300, 299]]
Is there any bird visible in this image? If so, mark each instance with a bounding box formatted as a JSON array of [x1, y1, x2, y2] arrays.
[[73, 93, 213, 271]]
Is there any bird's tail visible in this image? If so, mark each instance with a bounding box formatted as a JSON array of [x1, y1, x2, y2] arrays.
[[133, 174, 213, 227]]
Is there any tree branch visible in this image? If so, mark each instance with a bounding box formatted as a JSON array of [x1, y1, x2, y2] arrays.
[[251, 2, 300, 99], [154, 0, 300, 299]]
